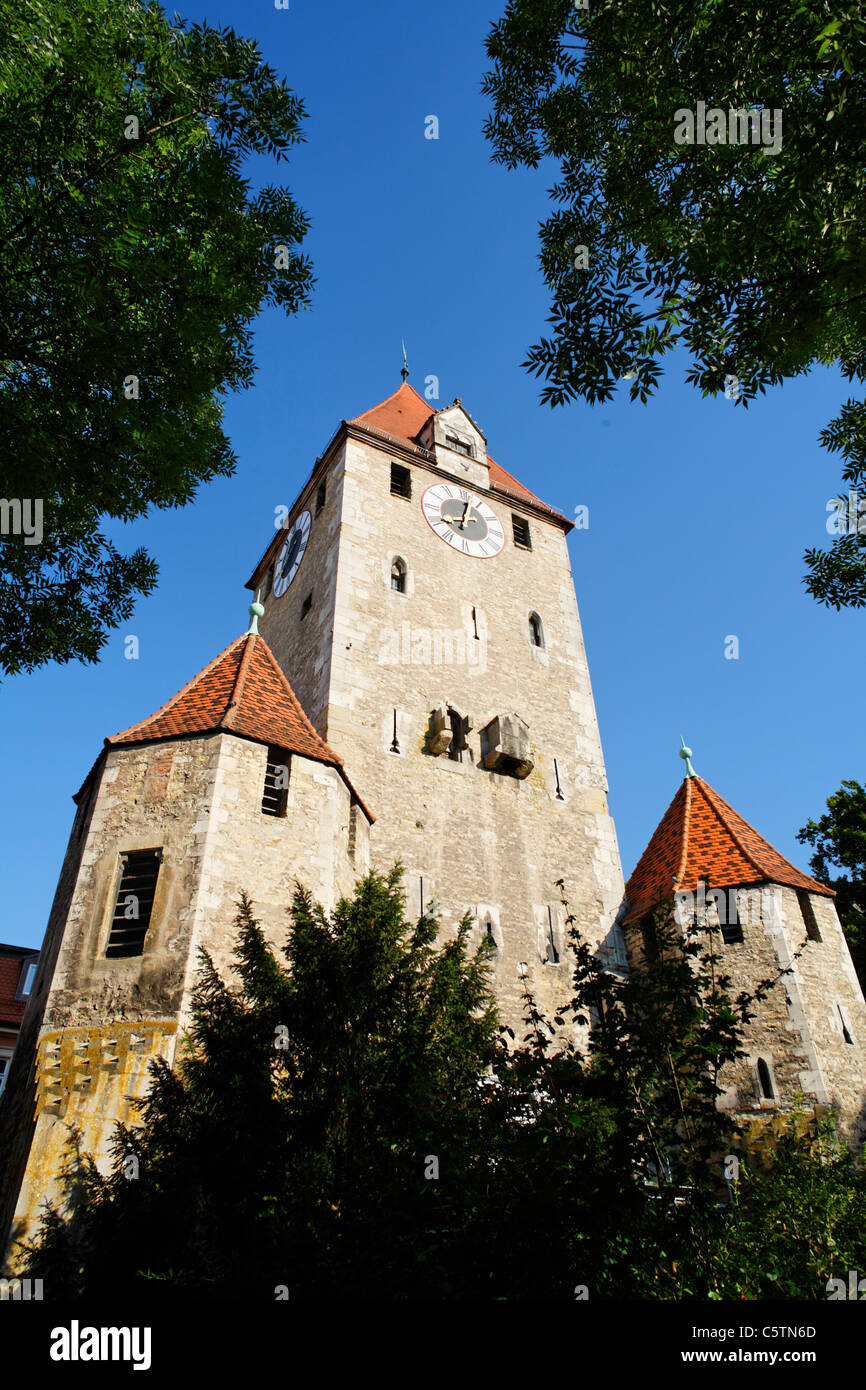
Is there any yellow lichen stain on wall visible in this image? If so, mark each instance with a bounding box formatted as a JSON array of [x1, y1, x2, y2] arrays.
[[9, 1021, 177, 1263]]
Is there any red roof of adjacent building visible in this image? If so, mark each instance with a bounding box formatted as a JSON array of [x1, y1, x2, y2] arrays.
[[0, 948, 33, 1030], [349, 382, 568, 522], [623, 775, 832, 923], [105, 633, 373, 819]]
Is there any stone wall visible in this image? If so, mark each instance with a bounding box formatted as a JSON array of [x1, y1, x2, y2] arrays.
[[629, 882, 866, 1145], [259, 429, 627, 1032], [1, 730, 367, 1264]]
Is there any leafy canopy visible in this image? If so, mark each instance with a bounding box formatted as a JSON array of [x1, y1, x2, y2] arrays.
[[19, 871, 866, 1300], [0, 0, 313, 675], [798, 778, 866, 989], [483, 1, 866, 607]]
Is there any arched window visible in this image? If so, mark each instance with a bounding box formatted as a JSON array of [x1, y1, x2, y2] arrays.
[[391, 557, 407, 593], [757, 1058, 775, 1100], [529, 612, 544, 648]]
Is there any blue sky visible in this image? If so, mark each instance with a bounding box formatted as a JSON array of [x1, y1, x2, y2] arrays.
[[2, 0, 863, 950]]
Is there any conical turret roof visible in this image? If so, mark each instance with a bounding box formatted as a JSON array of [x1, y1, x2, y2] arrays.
[[624, 774, 831, 923], [93, 631, 372, 818]]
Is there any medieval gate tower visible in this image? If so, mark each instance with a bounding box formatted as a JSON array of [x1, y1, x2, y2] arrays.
[[247, 380, 628, 1024], [2, 376, 865, 1266], [0, 379, 627, 1256]]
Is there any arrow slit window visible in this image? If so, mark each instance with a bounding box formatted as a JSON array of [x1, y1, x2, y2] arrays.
[[106, 850, 161, 958]]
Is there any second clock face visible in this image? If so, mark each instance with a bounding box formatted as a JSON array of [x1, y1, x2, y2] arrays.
[[421, 483, 505, 558], [273, 510, 311, 597]]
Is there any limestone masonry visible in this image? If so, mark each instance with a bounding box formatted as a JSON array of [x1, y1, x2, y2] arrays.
[[2, 381, 865, 1264]]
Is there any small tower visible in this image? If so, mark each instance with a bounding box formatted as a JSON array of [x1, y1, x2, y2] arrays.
[[0, 614, 372, 1264], [623, 749, 866, 1146]]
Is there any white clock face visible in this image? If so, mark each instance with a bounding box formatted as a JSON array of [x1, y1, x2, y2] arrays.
[[421, 483, 505, 558], [273, 510, 311, 597]]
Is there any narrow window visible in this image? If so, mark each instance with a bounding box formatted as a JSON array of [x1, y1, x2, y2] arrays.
[[838, 1003, 854, 1045], [262, 747, 290, 817], [445, 432, 473, 457], [721, 891, 744, 945], [545, 906, 560, 964], [797, 888, 823, 943], [389, 709, 401, 754], [315, 482, 326, 515], [485, 918, 497, 949], [15, 957, 37, 1001], [106, 850, 161, 958], [529, 612, 544, 648], [640, 915, 658, 964], [391, 557, 407, 593], [512, 514, 532, 549], [390, 463, 412, 499], [553, 758, 564, 801], [472, 607, 479, 640], [300, 592, 313, 620], [0, 1054, 11, 1097], [757, 1058, 774, 1100]]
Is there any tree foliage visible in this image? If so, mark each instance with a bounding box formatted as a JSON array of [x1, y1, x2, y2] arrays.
[[798, 778, 866, 989], [0, 0, 313, 675], [482, 0, 866, 607], [19, 872, 866, 1300]]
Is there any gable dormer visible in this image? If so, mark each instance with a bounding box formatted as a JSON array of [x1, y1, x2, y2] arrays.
[[419, 400, 491, 490]]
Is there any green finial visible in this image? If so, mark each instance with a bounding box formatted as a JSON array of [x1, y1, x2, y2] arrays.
[[679, 735, 695, 778], [247, 589, 264, 636]]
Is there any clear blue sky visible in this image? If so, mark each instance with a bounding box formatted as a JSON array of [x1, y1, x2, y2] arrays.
[[2, 0, 863, 950]]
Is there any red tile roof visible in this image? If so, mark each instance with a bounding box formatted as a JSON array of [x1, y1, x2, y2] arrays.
[[0, 953, 27, 1028], [106, 634, 373, 819], [623, 775, 832, 923], [349, 383, 568, 521]]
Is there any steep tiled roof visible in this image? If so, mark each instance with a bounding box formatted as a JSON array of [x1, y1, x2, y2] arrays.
[[623, 775, 832, 923], [105, 634, 373, 819], [350, 382, 568, 521], [108, 633, 336, 759]]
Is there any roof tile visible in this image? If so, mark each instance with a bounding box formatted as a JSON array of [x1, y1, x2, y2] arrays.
[[624, 775, 832, 922], [350, 383, 567, 521], [108, 633, 340, 766]]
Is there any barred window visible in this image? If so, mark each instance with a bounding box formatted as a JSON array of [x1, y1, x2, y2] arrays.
[[390, 463, 412, 499], [262, 748, 290, 817], [106, 850, 161, 958]]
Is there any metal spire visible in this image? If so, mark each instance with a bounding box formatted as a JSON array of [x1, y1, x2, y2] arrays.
[[247, 589, 264, 636], [679, 735, 696, 779], [400, 339, 409, 383]]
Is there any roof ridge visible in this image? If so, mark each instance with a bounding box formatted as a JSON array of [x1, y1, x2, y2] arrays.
[[350, 380, 431, 425], [673, 777, 692, 887], [694, 776, 768, 881], [222, 633, 256, 730], [107, 635, 245, 745], [256, 638, 344, 764]]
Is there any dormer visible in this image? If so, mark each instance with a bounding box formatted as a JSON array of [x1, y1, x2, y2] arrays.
[[418, 400, 491, 490]]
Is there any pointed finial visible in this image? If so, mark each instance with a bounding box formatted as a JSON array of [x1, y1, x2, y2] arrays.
[[401, 339, 409, 383], [247, 588, 264, 636], [679, 735, 695, 778]]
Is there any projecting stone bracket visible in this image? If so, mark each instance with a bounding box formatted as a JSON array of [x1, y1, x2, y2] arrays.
[[480, 713, 534, 779]]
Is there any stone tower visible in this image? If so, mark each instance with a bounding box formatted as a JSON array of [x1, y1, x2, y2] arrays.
[[0, 624, 372, 1258], [623, 760, 866, 1145], [247, 381, 627, 1025], [1, 377, 628, 1263]]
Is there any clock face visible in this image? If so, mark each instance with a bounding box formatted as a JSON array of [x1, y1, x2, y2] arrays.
[[272, 510, 311, 597], [421, 484, 505, 558]]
